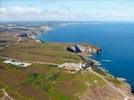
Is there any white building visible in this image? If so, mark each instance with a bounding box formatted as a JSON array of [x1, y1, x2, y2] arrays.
[[58, 62, 85, 71], [58, 62, 84, 71]]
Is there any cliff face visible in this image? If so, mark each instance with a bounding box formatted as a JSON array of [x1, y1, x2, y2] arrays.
[[67, 44, 101, 54]]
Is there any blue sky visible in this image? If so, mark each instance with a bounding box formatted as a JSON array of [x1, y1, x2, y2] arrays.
[[1, 0, 134, 21]]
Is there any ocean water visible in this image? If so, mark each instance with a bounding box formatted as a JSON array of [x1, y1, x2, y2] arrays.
[[37, 22, 134, 91]]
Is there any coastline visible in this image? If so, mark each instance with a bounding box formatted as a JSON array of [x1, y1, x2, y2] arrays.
[[1, 29, 134, 99], [33, 25, 133, 94]]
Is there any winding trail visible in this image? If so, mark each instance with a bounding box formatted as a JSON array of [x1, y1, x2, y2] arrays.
[[89, 68, 129, 100], [15, 37, 21, 44], [80, 53, 129, 100]]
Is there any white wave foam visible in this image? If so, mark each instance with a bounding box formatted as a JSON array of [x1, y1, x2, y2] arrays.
[[102, 59, 112, 63]]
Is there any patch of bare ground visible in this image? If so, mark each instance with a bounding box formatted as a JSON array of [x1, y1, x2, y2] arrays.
[[0, 88, 14, 100]]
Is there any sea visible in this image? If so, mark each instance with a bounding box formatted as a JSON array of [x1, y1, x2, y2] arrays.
[[37, 22, 134, 92]]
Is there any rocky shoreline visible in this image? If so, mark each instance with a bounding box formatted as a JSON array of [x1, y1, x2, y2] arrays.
[[32, 27, 132, 86], [66, 43, 134, 94]]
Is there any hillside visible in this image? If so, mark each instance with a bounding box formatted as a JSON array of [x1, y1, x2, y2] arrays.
[[0, 32, 134, 100]]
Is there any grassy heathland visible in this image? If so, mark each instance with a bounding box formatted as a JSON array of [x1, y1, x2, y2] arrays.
[[0, 34, 132, 100], [0, 57, 130, 100], [0, 39, 81, 64], [0, 58, 107, 100]]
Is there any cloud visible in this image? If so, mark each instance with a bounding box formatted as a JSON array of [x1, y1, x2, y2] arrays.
[[0, 7, 7, 17], [0, 6, 66, 20], [0, 6, 134, 21], [0, 6, 43, 19], [0, 6, 80, 20]]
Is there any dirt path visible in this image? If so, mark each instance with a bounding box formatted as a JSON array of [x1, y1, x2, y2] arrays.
[[0, 89, 14, 100], [80, 54, 129, 100], [14, 37, 21, 44], [89, 68, 129, 100], [0, 55, 59, 66], [29, 61, 59, 66]]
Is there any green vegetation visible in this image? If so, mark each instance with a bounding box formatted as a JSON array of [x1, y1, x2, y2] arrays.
[[0, 33, 131, 100], [23, 72, 60, 91], [0, 58, 109, 100], [0, 39, 81, 64], [21, 64, 107, 100]]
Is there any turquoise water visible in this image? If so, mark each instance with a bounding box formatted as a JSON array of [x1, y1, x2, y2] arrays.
[[38, 22, 134, 91]]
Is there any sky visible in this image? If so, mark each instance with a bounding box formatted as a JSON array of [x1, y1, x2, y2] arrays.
[[0, 0, 134, 21]]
